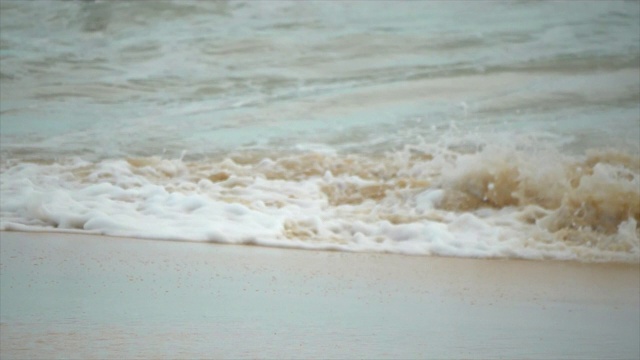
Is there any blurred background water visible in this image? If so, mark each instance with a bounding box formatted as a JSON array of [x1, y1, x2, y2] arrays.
[[1, 0, 638, 159]]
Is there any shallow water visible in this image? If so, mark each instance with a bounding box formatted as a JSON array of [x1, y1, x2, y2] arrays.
[[1, 0, 639, 262]]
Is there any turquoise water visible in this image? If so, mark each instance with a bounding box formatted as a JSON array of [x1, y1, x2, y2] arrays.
[[1, 1, 639, 261]]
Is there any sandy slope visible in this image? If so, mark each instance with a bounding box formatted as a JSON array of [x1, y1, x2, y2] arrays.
[[1, 231, 638, 359]]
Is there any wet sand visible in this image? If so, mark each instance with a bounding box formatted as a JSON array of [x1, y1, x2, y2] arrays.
[[1, 231, 638, 359]]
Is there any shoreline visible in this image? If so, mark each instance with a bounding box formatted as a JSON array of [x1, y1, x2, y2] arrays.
[[1, 231, 639, 359], [2, 228, 638, 265]]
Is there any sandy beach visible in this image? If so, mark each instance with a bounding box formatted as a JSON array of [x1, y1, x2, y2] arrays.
[[0, 231, 638, 359]]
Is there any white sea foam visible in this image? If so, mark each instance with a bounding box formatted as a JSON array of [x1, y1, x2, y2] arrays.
[[2, 133, 638, 263]]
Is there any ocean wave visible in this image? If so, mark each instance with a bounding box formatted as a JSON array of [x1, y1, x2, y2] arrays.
[[2, 137, 638, 263]]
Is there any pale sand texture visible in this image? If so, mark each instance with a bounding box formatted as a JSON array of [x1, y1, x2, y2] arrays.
[[1, 231, 638, 359]]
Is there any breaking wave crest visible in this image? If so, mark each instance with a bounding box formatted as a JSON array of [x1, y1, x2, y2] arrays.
[[1, 136, 638, 263]]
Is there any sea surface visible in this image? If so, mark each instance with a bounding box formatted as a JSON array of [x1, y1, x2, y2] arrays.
[[1, 0, 638, 262]]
